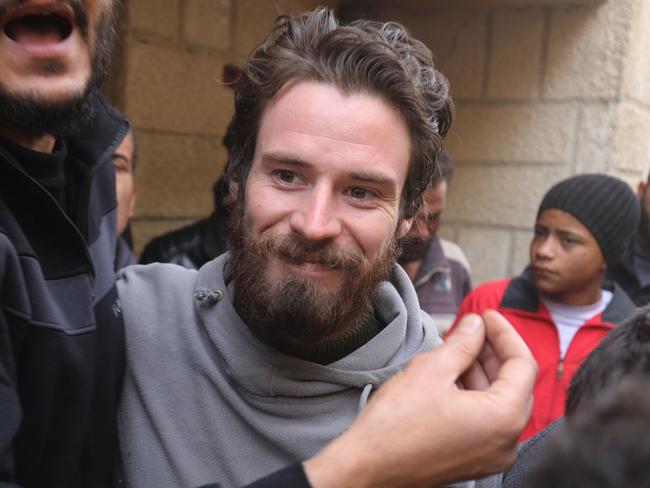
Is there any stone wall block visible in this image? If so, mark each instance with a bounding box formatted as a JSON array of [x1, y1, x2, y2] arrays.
[[184, 0, 232, 51], [446, 103, 576, 163], [543, 0, 634, 99], [610, 103, 650, 175], [512, 230, 534, 276], [445, 165, 570, 227], [233, 0, 338, 58], [384, 0, 609, 8], [135, 132, 227, 218], [129, 0, 179, 38], [621, 0, 650, 106], [574, 103, 616, 173], [487, 8, 544, 99], [376, 7, 488, 100], [125, 42, 233, 135], [455, 226, 511, 285]]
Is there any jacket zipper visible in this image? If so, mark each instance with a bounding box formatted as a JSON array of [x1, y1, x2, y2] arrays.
[[556, 358, 564, 379]]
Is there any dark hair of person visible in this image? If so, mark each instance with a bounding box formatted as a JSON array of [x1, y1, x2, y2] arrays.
[[529, 377, 650, 488], [226, 7, 453, 219], [566, 305, 650, 415]]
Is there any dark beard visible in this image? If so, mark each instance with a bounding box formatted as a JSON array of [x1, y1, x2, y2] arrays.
[[0, 0, 118, 137], [640, 203, 650, 244], [229, 204, 397, 352], [398, 235, 433, 264]]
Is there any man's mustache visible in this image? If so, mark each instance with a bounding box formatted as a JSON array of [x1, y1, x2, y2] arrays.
[[0, 0, 89, 39], [257, 234, 366, 271]]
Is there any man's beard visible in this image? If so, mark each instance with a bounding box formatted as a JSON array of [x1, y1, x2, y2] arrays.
[[0, 0, 118, 137], [639, 202, 650, 244], [229, 205, 397, 352], [398, 235, 433, 264]]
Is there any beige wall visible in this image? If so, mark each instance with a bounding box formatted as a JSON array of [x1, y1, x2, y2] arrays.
[[109, 0, 338, 256], [344, 0, 650, 284]]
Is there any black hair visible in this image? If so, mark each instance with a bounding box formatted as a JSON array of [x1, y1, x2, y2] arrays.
[[566, 305, 650, 415]]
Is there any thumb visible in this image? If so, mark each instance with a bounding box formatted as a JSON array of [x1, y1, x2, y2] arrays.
[[435, 313, 486, 380]]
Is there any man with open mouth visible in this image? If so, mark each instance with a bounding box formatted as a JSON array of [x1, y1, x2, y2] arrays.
[[0, 1, 128, 487], [0, 2, 535, 488]]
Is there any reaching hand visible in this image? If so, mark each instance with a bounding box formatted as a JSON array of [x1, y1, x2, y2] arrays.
[[304, 310, 537, 488]]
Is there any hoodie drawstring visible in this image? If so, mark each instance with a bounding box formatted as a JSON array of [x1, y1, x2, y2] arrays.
[[358, 383, 374, 413]]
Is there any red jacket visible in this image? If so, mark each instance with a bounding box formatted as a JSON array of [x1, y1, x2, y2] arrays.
[[450, 271, 635, 441]]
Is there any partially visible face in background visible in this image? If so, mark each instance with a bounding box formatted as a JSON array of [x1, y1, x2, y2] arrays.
[[0, 0, 118, 136], [112, 130, 136, 235], [399, 179, 447, 263]]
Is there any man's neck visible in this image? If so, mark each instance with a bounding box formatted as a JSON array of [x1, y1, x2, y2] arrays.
[[0, 128, 55, 153], [402, 260, 423, 281], [542, 281, 605, 307], [273, 309, 383, 365]]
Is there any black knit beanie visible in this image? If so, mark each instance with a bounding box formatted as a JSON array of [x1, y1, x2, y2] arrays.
[[537, 174, 640, 266]]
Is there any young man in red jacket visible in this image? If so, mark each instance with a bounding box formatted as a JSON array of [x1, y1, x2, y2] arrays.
[[451, 173, 639, 441]]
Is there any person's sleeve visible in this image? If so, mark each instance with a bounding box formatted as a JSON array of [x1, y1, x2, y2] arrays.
[[448, 287, 483, 336], [196, 463, 311, 488], [0, 238, 24, 487]]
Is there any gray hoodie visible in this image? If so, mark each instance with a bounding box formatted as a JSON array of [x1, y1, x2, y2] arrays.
[[116, 254, 442, 487]]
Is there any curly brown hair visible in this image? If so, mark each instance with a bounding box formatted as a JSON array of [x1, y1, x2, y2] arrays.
[[226, 7, 453, 219]]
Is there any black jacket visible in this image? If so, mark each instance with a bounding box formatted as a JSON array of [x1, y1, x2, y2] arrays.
[[0, 94, 129, 487], [139, 209, 231, 270], [608, 238, 650, 306]]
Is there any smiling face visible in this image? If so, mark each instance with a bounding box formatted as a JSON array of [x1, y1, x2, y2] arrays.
[[530, 209, 607, 306], [230, 80, 412, 349], [0, 0, 117, 137]]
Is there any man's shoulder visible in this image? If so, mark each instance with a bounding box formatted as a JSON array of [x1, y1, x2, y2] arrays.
[[439, 238, 471, 272], [117, 262, 199, 295], [502, 418, 565, 488], [116, 263, 203, 339]]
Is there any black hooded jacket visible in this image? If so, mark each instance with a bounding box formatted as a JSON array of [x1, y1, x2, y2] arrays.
[[0, 94, 129, 487]]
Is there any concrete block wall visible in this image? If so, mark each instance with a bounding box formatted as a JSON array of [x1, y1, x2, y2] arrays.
[[343, 0, 650, 285], [110, 0, 337, 256]]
